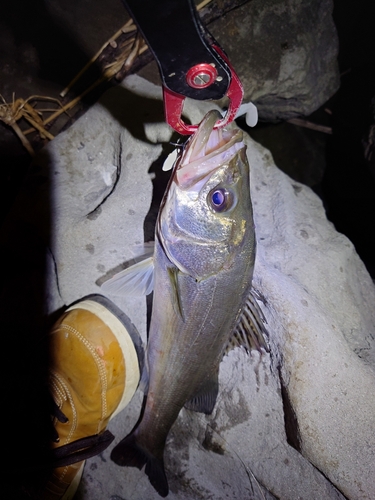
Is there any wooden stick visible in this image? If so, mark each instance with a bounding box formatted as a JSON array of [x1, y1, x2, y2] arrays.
[[39, 35, 143, 128], [60, 18, 136, 97], [24, 76, 107, 135], [121, 33, 142, 74], [287, 118, 332, 135], [24, 115, 54, 140], [10, 121, 35, 156], [197, 0, 213, 9], [103, 38, 135, 71]]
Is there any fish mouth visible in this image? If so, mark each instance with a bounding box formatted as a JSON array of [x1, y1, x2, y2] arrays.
[[176, 110, 245, 190]]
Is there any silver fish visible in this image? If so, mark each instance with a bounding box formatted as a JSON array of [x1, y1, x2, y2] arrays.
[[104, 110, 267, 497]]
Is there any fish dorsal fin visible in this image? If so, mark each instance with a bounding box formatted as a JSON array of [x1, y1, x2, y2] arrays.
[[226, 288, 269, 354], [101, 256, 154, 296], [184, 367, 219, 415]]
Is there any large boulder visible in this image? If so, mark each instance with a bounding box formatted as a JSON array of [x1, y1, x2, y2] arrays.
[[2, 76, 374, 499], [208, 0, 340, 121]]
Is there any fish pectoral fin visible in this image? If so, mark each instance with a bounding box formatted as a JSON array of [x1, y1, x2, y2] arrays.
[[167, 266, 185, 321], [226, 287, 269, 354], [139, 361, 149, 394], [111, 432, 169, 497], [184, 369, 219, 415], [101, 256, 154, 296]]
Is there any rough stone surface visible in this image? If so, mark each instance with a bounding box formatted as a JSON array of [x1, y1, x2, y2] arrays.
[[249, 139, 375, 499], [208, 0, 340, 121], [4, 75, 375, 499]]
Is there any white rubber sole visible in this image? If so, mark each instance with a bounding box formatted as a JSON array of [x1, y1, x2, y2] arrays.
[[61, 461, 85, 500]]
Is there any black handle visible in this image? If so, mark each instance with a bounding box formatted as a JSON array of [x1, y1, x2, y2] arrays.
[[121, 0, 230, 100]]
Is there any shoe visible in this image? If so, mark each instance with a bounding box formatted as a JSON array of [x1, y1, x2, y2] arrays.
[[41, 294, 144, 499]]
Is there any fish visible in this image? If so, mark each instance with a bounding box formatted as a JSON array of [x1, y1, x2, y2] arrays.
[[102, 110, 267, 497]]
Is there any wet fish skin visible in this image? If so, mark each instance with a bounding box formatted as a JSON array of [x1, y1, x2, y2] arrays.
[[109, 111, 258, 497]]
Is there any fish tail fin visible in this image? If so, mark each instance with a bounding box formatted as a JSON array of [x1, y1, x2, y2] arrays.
[[111, 432, 169, 497], [145, 455, 168, 498]]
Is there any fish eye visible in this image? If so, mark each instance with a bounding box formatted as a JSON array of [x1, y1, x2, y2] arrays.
[[208, 188, 234, 212]]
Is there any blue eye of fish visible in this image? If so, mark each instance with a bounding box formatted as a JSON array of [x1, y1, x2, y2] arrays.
[[212, 190, 225, 206], [209, 188, 233, 212]]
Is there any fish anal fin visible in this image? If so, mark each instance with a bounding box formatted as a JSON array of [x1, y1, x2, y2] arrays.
[[111, 432, 169, 497], [226, 287, 269, 355], [184, 369, 219, 415]]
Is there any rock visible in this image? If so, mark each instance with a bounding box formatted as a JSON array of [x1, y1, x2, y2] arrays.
[[208, 0, 340, 121], [250, 139, 375, 499], [2, 75, 374, 499]]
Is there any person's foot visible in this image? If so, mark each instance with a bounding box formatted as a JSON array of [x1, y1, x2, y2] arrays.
[[41, 294, 144, 499]]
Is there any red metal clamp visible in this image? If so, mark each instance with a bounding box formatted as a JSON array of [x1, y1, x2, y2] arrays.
[[163, 45, 244, 135]]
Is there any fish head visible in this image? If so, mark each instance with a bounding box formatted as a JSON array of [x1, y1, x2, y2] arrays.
[[159, 110, 255, 281]]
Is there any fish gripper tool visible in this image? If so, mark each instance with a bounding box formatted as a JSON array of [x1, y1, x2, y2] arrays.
[[121, 0, 244, 134]]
